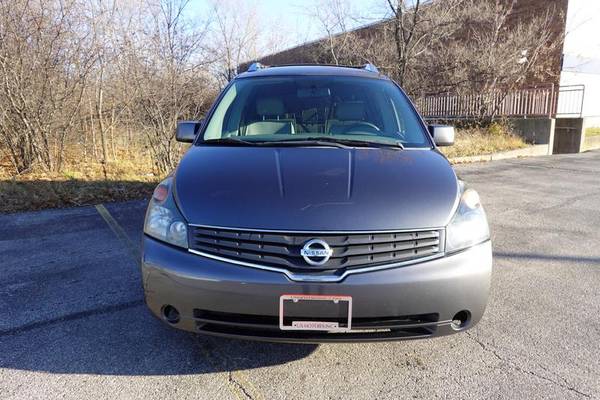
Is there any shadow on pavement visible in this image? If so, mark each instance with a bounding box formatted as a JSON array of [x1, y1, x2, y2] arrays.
[[0, 302, 317, 375], [494, 251, 600, 265], [0, 200, 317, 376], [0, 179, 155, 214]]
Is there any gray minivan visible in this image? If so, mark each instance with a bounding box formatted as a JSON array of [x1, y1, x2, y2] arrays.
[[141, 64, 492, 342]]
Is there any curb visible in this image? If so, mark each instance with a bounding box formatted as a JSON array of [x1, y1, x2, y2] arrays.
[[448, 144, 551, 164]]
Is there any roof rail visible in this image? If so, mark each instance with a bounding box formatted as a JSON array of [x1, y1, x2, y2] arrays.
[[247, 62, 267, 72], [362, 63, 379, 73], [245, 62, 379, 73]]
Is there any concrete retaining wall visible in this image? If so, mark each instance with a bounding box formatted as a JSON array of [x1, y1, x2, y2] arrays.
[[509, 118, 555, 151], [448, 116, 599, 157], [489, 117, 600, 155]]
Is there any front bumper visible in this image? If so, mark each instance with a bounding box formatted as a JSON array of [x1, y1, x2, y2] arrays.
[[142, 236, 492, 343]]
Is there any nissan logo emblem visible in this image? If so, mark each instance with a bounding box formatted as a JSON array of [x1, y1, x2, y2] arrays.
[[300, 239, 333, 266]]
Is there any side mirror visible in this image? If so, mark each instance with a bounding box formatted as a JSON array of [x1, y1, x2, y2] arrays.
[[428, 125, 455, 146], [176, 120, 203, 143]]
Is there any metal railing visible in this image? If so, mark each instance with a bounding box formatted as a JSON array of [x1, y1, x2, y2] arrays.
[[556, 85, 585, 117], [414, 85, 585, 119]]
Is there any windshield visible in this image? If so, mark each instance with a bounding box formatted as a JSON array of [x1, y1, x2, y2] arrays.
[[200, 75, 431, 148]]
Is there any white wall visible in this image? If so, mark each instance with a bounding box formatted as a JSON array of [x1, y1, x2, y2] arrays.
[[558, 0, 600, 118]]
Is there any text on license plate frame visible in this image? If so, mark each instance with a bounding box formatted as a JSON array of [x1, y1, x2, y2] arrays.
[[279, 294, 353, 332]]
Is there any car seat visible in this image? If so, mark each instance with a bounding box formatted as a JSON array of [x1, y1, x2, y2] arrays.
[[326, 101, 373, 135], [245, 98, 296, 135]]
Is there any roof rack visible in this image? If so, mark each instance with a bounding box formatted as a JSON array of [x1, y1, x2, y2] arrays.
[[246, 62, 267, 72], [362, 63, 379, 73], [245, 62, 380, 74]]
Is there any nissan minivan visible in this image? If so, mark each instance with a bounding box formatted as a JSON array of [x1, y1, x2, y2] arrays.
[[141, 64, 492, 342]]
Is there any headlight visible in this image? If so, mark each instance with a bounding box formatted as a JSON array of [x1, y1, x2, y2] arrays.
[[446, 187, 490, 253], [144, 177, 188, 248]]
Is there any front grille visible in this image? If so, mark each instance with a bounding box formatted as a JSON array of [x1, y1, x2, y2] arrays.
[[188, 225, 443, 272]]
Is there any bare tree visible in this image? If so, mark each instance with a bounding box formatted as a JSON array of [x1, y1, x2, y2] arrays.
[[0, 0, 95, 172], [428, 0, 562, 119], [309, 0, 360, 65], [88, 0, 118, 167], [304, 0, 465, 90], [208, 0, 261, 84], [0, 0, 221, 176], [383, 0, 465, 88], [124, 0, 215, 173]]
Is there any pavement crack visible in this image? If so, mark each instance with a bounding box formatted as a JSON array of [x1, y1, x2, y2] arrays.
[[195, 336, 264, 400], [0, 299, 144, 337], [466, 331, 503, 361], [228, 371, 255, 400], [466, 332, 591, 398], [514, 365, 592, 398]]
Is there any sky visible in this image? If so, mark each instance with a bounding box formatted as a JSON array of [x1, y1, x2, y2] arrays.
[[188, 0, 386, 54], [562, 0, 600, 65]]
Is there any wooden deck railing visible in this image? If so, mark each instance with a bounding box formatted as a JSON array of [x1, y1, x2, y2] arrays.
[[414, 85, 584, 119]]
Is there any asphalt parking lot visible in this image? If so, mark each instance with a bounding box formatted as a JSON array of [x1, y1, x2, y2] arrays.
[[1, 151, 599, 400]]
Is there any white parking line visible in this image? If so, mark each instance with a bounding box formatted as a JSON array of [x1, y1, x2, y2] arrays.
[[95, 204, 140, 264]]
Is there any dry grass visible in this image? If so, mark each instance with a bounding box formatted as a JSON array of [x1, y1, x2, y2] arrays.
[[440, 123, 528, 159], [0, 149, 162, 214]]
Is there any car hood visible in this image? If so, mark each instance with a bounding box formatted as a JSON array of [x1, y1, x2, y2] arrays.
[[174, 146, 459, 231]]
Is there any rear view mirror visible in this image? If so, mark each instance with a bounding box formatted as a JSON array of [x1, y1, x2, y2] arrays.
[[428, 125, 455, 146], [297, 87, 331, 98], [176, 120, 203, 143]]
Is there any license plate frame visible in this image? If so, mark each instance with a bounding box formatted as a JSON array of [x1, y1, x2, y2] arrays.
[[279, 294, 352, 332]]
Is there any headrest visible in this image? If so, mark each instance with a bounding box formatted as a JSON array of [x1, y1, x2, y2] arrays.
[[334, 101, 366, 121], [256, 98, 285, 116]]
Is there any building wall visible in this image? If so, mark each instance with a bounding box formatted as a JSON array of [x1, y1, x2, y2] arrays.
[[558, 0, 600, 118]]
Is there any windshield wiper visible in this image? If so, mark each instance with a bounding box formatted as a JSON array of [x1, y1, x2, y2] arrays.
[[200, 136, 404, 150], [273, 137, 405, 150], [200, 137, 352, 149], [200, 137, 260, 146], [256, 139, 353, 149]]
